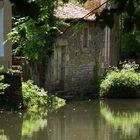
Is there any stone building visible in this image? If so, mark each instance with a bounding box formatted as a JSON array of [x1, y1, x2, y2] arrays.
[[22, 2, 120, 98], [0, 0, 12, 70]]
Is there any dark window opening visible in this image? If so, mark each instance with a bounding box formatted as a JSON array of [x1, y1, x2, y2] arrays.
[[83, 28, 88, 48]]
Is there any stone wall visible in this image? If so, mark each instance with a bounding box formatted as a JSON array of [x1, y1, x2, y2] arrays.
[[54, 22, 105, 95], [21, 20, 119, 98]]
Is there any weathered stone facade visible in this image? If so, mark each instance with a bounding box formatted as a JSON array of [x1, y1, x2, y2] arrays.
[[51, 22, 105, 94], [21, 3, 120, 98], [22, 23, 119, 97]]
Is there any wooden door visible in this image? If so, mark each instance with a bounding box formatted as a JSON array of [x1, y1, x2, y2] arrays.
[[54, 46, 64, 90]]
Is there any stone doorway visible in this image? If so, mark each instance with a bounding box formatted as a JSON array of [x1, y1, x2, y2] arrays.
[[54, 45, 65, 90]]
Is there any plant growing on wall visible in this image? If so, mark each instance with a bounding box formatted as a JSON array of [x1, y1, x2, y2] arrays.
[[0, 66, 10, 94]]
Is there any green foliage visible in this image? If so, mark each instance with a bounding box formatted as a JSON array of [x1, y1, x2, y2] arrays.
[[100, 61, 140, 98], [8, 19, 56, 61], [0, 131, 8, 140], [22, 80, 65, 110], [9, 0, 140, 62], [7, 69, 21, 76], [22, 114, 47, 137], [0, 66, 10, 94], [8, 0, 64, 61], [111, 0, 140, 31], [121, 31, 140, 59], [22, 80, 65, 136], [10, 0, 140, 33]]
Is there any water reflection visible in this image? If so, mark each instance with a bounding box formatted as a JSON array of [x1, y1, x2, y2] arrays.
[[0, 111, 22, 140], [0, 129, 8, 140], [47, 101, 100, 140], [22, 113, 47, 137], [0, 100, 140, 140], [100, 100, 140, 139]]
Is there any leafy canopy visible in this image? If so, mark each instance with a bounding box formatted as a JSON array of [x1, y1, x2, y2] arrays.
[[10, 0, 140, 31], [8, 0, 140, 61], [9, 0, 62, 61]]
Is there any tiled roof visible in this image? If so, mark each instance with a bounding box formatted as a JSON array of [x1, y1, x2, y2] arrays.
[[55, 3, 96, 21]]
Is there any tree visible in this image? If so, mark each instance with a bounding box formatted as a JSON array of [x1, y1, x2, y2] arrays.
[[9, 0, 61, 61], [8, 0, 140, 61], [9, 0, 140, 31]]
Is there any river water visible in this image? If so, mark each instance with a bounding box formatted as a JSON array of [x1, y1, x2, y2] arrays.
[[0, 99, 140, 140]]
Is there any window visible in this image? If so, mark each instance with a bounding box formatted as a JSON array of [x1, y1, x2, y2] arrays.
[[83, 27, 88, 48]]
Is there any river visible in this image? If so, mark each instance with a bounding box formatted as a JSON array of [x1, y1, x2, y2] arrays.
[[0, 99, 140, 140]]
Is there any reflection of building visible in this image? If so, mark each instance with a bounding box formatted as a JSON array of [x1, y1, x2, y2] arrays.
[[47, 101, 140, 140], [0, 0, 12, 70], [47, 102, 100, 140], [0, 112, 22, 140]]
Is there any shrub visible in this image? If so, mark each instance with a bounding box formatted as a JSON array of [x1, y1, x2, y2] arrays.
[[22, 80, 65, 110], [0, 66, 10, 94], [100, 62, 140, 98]]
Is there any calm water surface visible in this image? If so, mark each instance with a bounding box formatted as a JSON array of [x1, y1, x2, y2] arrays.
[[0, 99, 140, 140]]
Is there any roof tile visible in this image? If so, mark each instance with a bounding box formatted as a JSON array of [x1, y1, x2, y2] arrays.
[[55, 3, 95, 21]]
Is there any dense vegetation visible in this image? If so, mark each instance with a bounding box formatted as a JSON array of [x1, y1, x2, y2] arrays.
[[0, 66, 9, 94], [100, 62, 140, 98], [8, 0, 140, 62], [8, 0, 61, 61], [10, 0, 140, 31], [8, 0, 140, 98], [22, 80, 65, 111]]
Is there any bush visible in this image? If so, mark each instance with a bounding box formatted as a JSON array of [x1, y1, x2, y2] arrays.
[[100, 62, 140, 98], [0, 66, 10, 94], [22, 80, 65, 110]]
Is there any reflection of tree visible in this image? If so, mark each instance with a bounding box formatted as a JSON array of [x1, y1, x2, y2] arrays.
[[22, 116, 47, 137], [21, 95, 65, 137], [47, 101, 100, 140], [100, 100, 140, 137], [0, 129, 8, 140], [22, 107, 48, 137]]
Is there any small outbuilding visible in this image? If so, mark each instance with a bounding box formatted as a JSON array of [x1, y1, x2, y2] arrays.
[[46, 3, 120, 95], [22, 2, 120, 98]]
